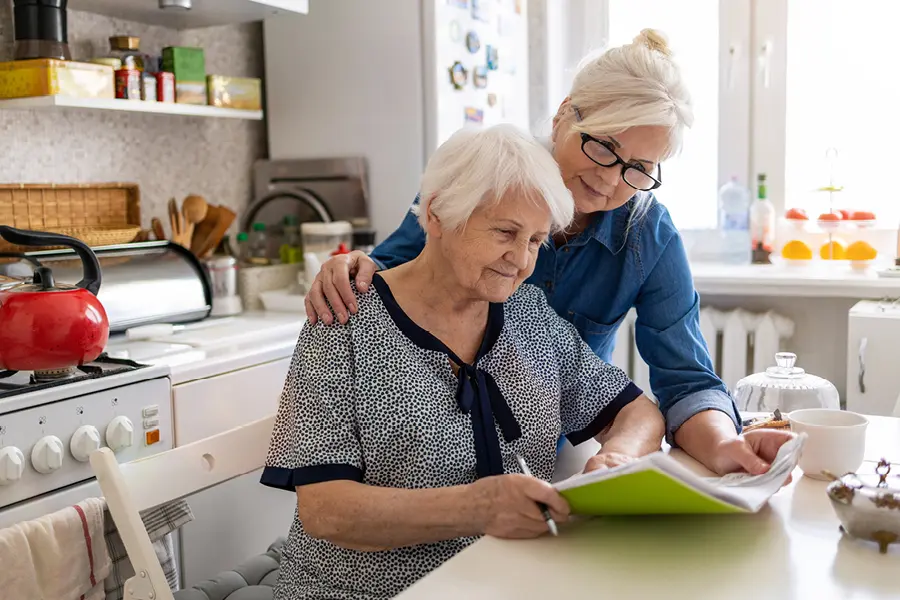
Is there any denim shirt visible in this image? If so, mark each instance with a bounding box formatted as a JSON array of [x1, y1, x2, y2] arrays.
[[370, 193, 741, 443]]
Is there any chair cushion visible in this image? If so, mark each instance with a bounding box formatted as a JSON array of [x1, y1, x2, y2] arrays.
[[173, 539, 284, 600]]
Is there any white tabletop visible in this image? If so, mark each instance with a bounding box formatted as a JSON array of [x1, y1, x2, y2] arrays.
[[398, 416, 900, 600]]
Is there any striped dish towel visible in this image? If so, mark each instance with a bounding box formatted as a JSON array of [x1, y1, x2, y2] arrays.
[[103, 500, 194, 600]]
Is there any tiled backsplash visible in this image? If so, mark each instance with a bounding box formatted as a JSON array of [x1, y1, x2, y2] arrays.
[[0, 7, 266, 231]]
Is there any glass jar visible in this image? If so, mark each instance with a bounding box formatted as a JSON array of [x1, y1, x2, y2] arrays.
[[247, 222, 270, 266], [108, 36, 146, 71], [733, 351, 840, 413], [301, 221, 352, 265]]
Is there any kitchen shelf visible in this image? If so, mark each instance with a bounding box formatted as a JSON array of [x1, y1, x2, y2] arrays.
[[68, 0, 308, 30], [0, 96, 263, 120]]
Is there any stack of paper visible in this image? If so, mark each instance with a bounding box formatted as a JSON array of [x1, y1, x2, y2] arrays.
[[554, 433, 807, 515]]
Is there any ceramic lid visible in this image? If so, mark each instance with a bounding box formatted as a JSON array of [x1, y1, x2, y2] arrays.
[[828, 459, 900, 502]]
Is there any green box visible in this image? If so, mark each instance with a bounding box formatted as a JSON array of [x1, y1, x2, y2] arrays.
[[162, 46, 206, 104]]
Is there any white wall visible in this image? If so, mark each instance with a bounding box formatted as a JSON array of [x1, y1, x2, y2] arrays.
[[263, 1, 425, 241]]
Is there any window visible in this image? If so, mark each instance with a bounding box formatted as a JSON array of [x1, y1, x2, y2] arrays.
[[607, 0, 722, 229], [542, 0, 749, 230], [783, 0, 900, 225]]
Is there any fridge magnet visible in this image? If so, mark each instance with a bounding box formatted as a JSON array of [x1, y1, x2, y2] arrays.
[[486, 45, 499, 70], [473, 66, 488, 88], [487, 92, 498, 107], [465, 30, 481, 53], [471, 0, 489, 22], [447, 0, 469, 8], [464, 106, 484, 124], [449, 20, 462, 42], [448, 61, 468, 90]]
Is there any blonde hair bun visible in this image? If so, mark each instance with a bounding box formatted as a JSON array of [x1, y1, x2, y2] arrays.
[[633, 28, 672, 57]]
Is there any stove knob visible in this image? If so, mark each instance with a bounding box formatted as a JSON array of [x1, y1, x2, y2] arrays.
[[106, 417, 134, 453], [0, 446, 25, 485], [31, 436, 64, 474], [70, 425, 101, 462]]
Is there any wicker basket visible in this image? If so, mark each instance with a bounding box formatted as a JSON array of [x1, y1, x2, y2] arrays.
[[0, 182, 141, 253]]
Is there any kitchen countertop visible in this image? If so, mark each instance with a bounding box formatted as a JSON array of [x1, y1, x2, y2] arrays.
[[691, 262, 900, 298], [399, 415, 900, 600], [105, 311, 306, 385]]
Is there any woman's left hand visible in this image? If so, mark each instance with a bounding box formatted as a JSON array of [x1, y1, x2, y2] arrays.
[[711, 429, 796, 477], [583, 450, 635, 473]]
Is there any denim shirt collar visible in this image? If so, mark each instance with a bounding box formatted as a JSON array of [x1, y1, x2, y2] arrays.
[[575, 197, 638, 256]]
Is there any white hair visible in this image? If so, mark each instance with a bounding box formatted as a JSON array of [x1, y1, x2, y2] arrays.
[[568, 29, 694, 159], [414, 124, 574, 234]]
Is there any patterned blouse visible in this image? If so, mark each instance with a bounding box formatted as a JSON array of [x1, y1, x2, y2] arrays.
[[261, 274, 642, 600]]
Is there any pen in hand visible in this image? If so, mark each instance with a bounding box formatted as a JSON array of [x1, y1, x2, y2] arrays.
[[515, 454, 559, 537]]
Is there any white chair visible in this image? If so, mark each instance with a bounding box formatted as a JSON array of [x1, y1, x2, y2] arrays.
[[89, 416, 277, 600]]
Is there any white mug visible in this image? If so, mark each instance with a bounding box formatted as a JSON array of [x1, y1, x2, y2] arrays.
[[788, 409, 868, 480]]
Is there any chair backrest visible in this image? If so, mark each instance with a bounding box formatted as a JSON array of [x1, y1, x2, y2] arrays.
[[90, 415, 276, 600]]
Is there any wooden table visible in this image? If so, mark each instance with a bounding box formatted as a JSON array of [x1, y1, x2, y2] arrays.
[[398, 416, 900, 600]]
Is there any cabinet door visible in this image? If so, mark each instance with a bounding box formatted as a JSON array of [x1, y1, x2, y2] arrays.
[[846, 316, 900, 416], [173, 357, 295, 587]]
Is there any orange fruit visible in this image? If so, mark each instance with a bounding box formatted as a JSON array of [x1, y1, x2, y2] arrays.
[[845, 241, 877, 261], [819, 240, 846, 260], [850, 210, 876, 221], [818, 212, 842, 221], [782, 240, 813, 260], [785, 208, 808, 220]]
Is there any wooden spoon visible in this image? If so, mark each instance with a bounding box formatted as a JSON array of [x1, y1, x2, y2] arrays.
[[181, 194, 208, 244], [150, 217, 166, 241]]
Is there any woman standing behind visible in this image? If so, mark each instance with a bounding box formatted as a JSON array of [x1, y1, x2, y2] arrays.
[[305, 29, 794, 476]]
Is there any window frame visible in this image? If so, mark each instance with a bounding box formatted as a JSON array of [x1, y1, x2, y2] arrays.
[[540, 0, 753, 229]]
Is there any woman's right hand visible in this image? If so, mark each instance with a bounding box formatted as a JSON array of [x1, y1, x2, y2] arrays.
[[305, 251, 379, 325], [471, 474, 570, 539]]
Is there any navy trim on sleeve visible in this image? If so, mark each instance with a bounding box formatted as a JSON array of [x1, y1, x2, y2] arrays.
[[565, 382, 644, 446], [260, 464, 364, 491]]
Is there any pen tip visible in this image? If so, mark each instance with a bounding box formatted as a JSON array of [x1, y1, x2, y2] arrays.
[[548, 520, 558, 537]]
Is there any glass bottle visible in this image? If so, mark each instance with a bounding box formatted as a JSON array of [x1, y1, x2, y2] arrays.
[[279, 215, 303, 264], [750, 173, 776, 264]]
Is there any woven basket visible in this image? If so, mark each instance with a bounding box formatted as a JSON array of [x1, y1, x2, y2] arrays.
[[0, 183, 141, 253]]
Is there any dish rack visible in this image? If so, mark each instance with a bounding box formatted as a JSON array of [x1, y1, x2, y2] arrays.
[[0, 183, 141, 253]]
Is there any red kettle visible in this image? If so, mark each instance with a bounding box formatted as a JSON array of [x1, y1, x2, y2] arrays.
[[0, 225, 109, 374]]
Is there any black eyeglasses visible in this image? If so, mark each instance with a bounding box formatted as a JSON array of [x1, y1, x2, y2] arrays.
[[579, 132, 663, 192]]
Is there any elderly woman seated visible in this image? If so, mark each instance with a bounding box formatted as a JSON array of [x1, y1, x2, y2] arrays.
[[260, 124, 664, 600]]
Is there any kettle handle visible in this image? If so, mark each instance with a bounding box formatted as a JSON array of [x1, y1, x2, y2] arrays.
[[0, 225, 102, 295]]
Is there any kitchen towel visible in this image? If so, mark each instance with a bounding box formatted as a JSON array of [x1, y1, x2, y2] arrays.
[[0, 497, 111, 600], [103, 499, 194, 600]]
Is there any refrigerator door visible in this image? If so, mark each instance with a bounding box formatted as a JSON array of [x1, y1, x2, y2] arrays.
[[426, 0, 531, 151]]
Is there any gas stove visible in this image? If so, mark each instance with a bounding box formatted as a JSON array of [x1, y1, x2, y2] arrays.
[[0, 355, 147, 400], [0, 355, 173, 516]]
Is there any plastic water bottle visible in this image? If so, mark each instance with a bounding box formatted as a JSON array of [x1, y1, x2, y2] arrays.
[[717, 177, 751, 264]]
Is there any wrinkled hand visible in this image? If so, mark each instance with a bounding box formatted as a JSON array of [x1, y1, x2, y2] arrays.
[[712, 429, 797, 483], [304, 250, 378, 325], [583, 451, 636, 473], [472, 474, 570, 539]]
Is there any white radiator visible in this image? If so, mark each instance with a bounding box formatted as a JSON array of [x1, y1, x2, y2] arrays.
[[612, 308, 795, 396]]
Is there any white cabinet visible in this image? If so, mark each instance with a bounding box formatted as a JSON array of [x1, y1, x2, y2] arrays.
[[846, 300, 900, 417], [172, 357, 295, 587], [69, 0, 308, 30]]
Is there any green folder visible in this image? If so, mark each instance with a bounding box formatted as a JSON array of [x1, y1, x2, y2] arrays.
[[558, 468, 746, 515], [552, 434, 805, 517]]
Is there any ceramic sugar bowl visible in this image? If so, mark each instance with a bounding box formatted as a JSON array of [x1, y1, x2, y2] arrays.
[[826, 459, 900, 553]]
